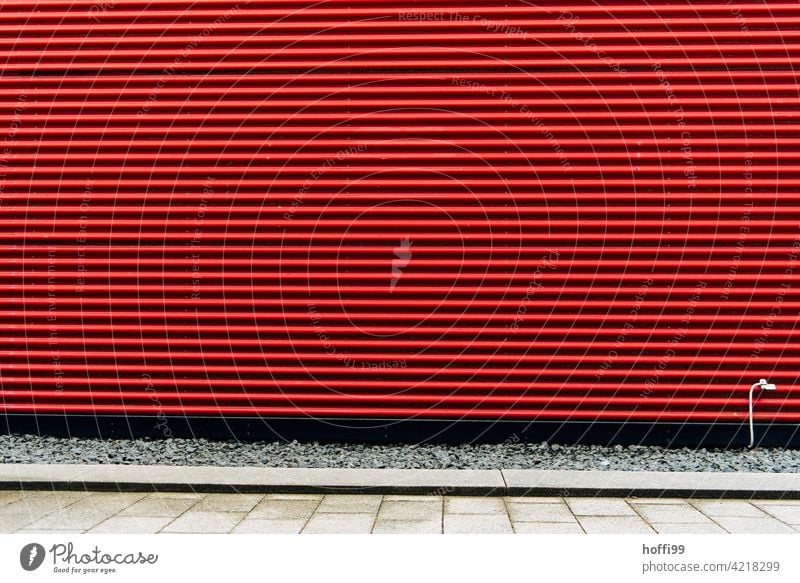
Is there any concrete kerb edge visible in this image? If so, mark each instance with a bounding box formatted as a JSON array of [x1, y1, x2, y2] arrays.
[[0, 466, 799, 499]]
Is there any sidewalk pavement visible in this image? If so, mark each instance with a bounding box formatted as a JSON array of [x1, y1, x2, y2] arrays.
[[1, 463, 799, 534], [2, 490, 800, 534]]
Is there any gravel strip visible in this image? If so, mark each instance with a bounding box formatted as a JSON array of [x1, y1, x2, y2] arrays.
[[1, 434, 799, 472]]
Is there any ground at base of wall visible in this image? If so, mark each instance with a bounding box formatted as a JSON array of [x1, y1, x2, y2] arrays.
[[3, 434, 800, 472]]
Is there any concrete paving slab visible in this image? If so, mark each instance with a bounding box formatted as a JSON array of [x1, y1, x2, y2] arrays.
[[232, 518, 307, 534], [248, 499, 319, 520], [145, 492, 206, 500], [0, 513, 37, 531], [383, 495, 443, 502], [512, 522, 584, 534], [691, 500, 767, 518], [506, 502, 575, 523], [754, 503, 800, 524], [25, 490, 90, 498], [567, 498, 637, 516], [504, 496, 566, 504], [0, 491, 25, 506], [263, 493, 322, 501], [712, 516, 796, 534], [194, 494, 264, 513], [74, 492, 147, 510], [302, 513, 375, 534], [27, 508, 116, 531], [632, 503, 711, 524], [444, 496, 506, 515], [377, 500, 441, 521], [652, 523, 727, 534], [162, 511, 246, 533], [315, 494, 382, 514], [577, 516, 656, 534], [443, 514, 513, 534], [89, 516, 174, 534], [16, 528, 85, 534], [0, 496, 82, 520], [628, 497, 691, 505], [372, 519, 442, 534], [119, 496, 200, 517]]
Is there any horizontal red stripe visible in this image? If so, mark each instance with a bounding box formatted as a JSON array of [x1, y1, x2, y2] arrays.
[[2, 1, 796, 13], [7, 323, 800, 336], [0, 376, 786, 393], [0, 362, 793, 377], [6, 112, 800, 123], [5, 205, 793, 215], [8, 124, 795, 135], [3, 272, 796, 284], [5, 218, 799, 227], [0, 403, 792, 421], [3, 335, 798, 350], [0, 244, 790, 254], [6, 282, 797, 294], [4, 348, 800, 366], [0, 391, 794, 409]]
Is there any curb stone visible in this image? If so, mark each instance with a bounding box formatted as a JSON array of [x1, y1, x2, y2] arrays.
[[1, 464, 799, 499]]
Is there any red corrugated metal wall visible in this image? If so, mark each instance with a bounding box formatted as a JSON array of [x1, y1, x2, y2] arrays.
[[1, 1, 799, 427]]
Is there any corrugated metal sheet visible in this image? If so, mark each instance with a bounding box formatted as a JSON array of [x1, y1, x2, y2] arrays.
[[1, 1, 799, 425]]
